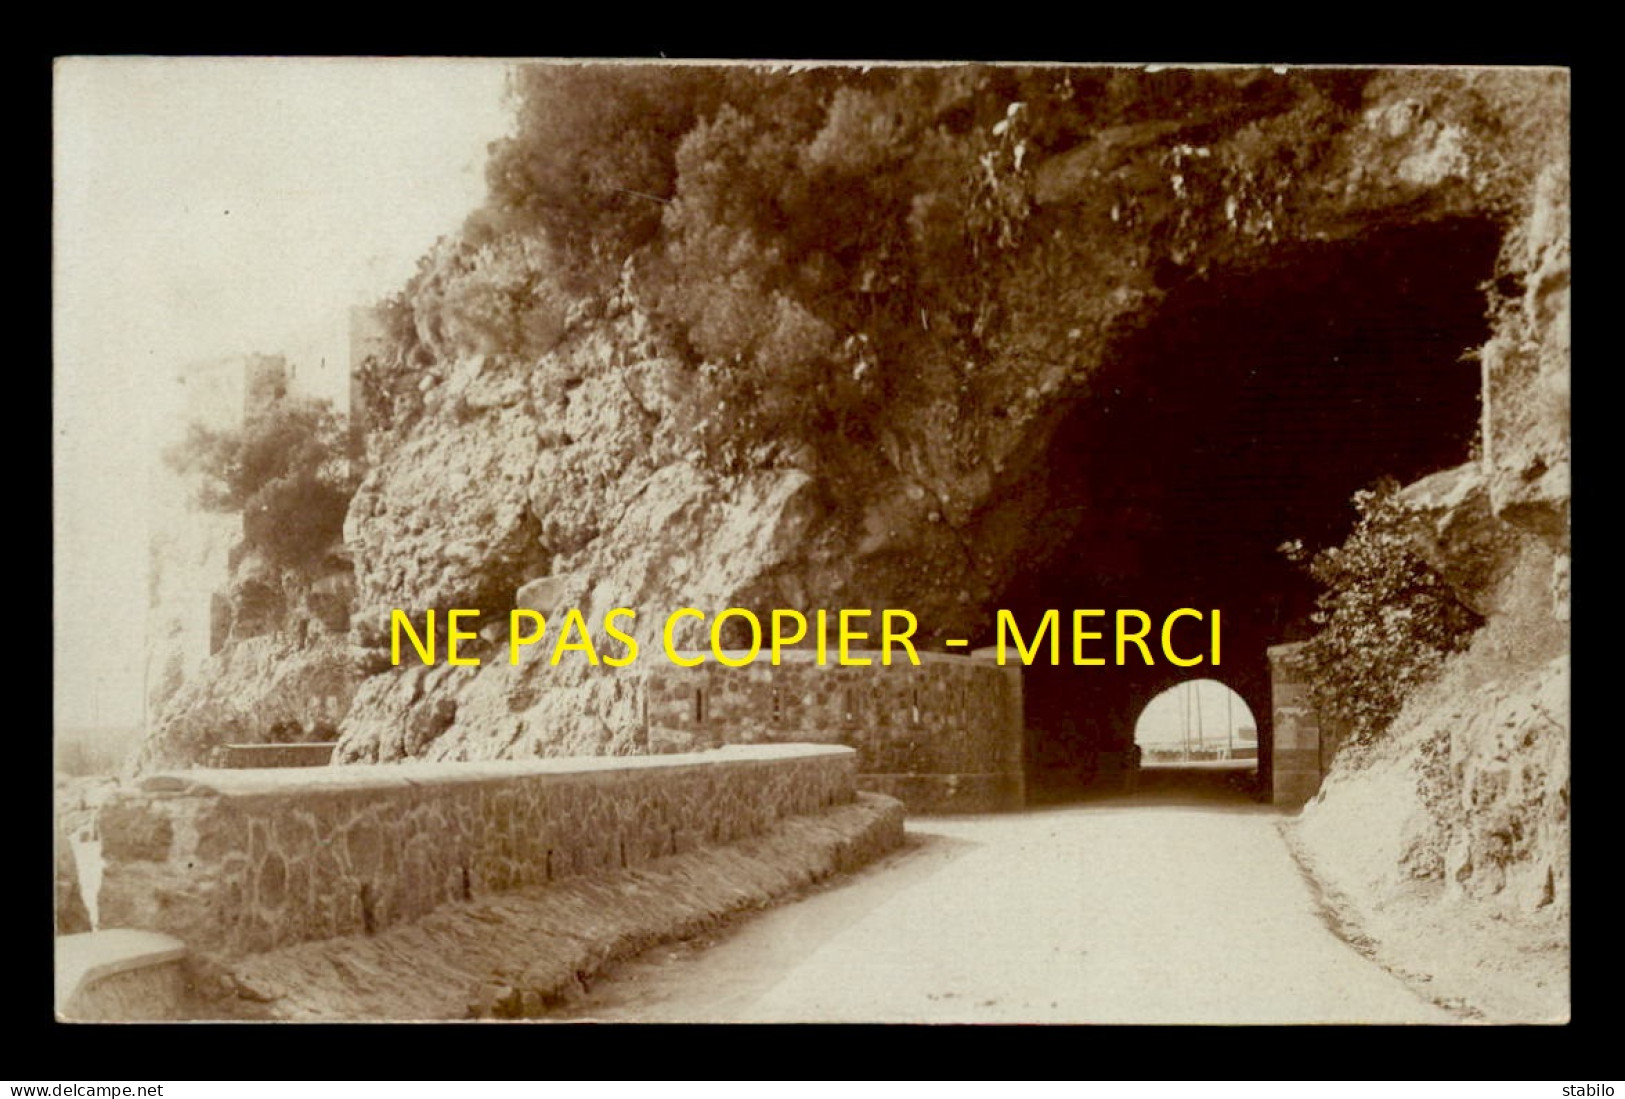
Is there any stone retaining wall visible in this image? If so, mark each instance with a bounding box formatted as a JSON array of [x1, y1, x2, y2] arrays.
[[643, 651, 1025, 813], [95, 744, 854, 958]]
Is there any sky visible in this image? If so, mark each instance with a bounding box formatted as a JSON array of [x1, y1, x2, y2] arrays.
[[1134, 678, 1258, 749], [53, 57, 516, 728]]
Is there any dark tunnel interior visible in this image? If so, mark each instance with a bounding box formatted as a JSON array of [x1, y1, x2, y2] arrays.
[[985, 217, 1503, 798]]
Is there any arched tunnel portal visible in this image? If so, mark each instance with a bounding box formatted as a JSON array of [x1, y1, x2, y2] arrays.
[[979, 217, 1503, 800]]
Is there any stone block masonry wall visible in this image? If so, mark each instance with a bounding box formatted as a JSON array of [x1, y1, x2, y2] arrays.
[[1269, 642, 1323, 807], [219, 742, 338, 768], [95, 745, 854, 958], [644, 651, 1025, 813]]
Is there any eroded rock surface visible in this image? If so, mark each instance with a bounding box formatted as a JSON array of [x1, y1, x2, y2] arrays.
[[321, 69, 1567, 766], [1298, 120, 1569, 953]]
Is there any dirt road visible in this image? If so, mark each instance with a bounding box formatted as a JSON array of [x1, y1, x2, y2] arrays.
[[554, 767, 1452, 1024]]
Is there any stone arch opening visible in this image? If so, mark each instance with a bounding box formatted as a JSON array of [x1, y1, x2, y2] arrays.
[[978, 216, 1502, 799], [1133, 678, 1258, 766]]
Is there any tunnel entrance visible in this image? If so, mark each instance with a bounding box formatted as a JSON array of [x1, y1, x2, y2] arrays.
[[989, 217, 1501, 800], [1134, 679, 1258, 768]]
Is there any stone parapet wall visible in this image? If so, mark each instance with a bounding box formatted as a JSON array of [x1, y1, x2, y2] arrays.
[[644, 651, 1025, 813], [96, 745, 855, 958]]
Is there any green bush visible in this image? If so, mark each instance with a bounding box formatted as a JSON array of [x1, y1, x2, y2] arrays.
[[373, 66, 1385, 475], [1293, 479, 1483, 751]]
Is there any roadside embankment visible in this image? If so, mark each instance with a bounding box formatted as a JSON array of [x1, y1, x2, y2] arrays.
[[192, 792, 903, 1020]]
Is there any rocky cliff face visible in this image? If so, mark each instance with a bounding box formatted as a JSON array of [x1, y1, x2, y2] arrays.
[[145, 473, 237, 732], [334, 305, 837, 761], [323, 68, 1566, 772], [1296, 150, 1570, 939], [141, 542, 362, 771]]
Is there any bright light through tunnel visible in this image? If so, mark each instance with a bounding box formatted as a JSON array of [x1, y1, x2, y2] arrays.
[[1134, 679, 1258, 768]]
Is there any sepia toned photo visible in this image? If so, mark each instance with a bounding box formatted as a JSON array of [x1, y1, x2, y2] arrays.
[[53, 57, 1570, 1024]]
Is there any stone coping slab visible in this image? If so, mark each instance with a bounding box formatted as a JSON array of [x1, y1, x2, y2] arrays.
[[135, 742, 855, 798], [56, 929, 187, 1016]]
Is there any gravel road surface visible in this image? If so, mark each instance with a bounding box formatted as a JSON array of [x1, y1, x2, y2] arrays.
[[555, 767, 1450, 1024]]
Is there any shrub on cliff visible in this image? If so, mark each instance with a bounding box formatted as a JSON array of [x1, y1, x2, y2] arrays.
[[165, 397, 358, 573], [1291, 479, 1483, 753], [377, 65, 1374, 475]]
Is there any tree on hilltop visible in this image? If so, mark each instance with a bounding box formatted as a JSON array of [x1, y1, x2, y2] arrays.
[[164, 396, 357, 573]]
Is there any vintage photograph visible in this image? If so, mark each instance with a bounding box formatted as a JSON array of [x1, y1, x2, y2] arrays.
[[53, 58, 1570, 1023]]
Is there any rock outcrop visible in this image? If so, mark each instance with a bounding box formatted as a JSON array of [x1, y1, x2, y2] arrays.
[[1297, 130, 1569, 953], [316, 68, 1566, 767], [134, 72, 1567, 927], [141, 547, 363, 771]]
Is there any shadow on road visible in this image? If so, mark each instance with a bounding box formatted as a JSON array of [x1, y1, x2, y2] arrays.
[[548, 826, 984, 1021], [1025, 762, 1265, 815]]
